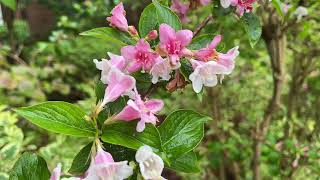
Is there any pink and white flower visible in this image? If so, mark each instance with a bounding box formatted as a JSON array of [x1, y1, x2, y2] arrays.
[[159, 24, 193, 68], [171, 0, 190, 23], [114, 93, 164, 132], [121, 39, 159, 73], [234, 0, 256, 16], [107, 3, 129, 32], [85, 144, 133, 180], [94, 52, 127, 84], [135, 145, 166, 180], [150, 57, 172, 84]]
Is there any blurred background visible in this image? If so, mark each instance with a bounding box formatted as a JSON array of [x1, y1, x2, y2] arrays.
[[0, 0, 319, 179]]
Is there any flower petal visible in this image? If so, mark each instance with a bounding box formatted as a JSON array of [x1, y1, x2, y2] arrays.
[[176, 30, 193, 47], [114, 104, 140, 121], [159, 24, 176, 45], [209, 35, 222, 49], [145, 99, 164, 113]]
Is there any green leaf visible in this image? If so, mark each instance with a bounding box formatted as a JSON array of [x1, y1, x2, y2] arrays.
[[158, 110, 211, 158], [68, 142, 93, 175], [152, 0, 181, 31], [241, 13, 262, 47], [170, 151, 200, 173], [102, 142, 136, 162], [179, 59, 193, 81], [95, 80, 105, 103], [15, 101, 96, 137], [272, 0, 284, 17], [1, 0, 16, 11], [9, 153, 50, 180], [139, 4, 158, 38], [101, 121, 162, 151], [80, 27, 135, 46], [188, 34, 215, 50]]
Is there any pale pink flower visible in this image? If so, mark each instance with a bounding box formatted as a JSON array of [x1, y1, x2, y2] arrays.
[[85, 145, 133, 180], [199, 0, 211, 6], [114, 93, 164, 132], [94, 52, 127, 84], [159, 24, 193, 68], [107, 3, 129, 32], [50, 163, 62, 180], [150, 57, 172, 84], [135, 145, 166, 180], [121, 39, 159, 73], [171, 0, 190, 23], [100, 69, 135, 108]]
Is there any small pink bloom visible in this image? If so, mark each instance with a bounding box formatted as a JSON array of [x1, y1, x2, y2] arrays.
[[107, 3, 129, 32], [85, 145, 133, 180], [121, 39, 159, 73], [171, 0, 190, 23], [94, 52, 127, 84], [50, 163, 62, 180], [150, 57, 172, 84], [128, 26, 138, 36], [147, 30, 158, 40], [282, 3, 290, 14], [233, 0, 256, 16], [114, 93, 164, 132], [159, 24, 193, 68], [101, 69, 135, 107]]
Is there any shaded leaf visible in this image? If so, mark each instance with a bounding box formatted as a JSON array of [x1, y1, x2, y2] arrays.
[[241, 13, 262, 47], [68, 142, 93, 175], [152, 0, 181, 31]]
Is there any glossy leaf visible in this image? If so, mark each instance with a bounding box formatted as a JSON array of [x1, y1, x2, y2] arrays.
[[95, 80, 105, 103], [102, 142, 136, 162], [158, 110, 211, 157], [241, 13, 262, 47], [68, 142, 93, 175], [139, 4, 158, 37], [180, 59, 193, 81], [188, 34, 215, 50], [9, 153, 50, 180], [15, 101, 96, 137], [80, 27, 135, 46], [152, 0, 181, 31], [169, 151, 200, 173], [101, 121, 162, 151]]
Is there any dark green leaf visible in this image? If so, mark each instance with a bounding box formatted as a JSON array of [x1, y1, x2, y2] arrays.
[[158, 110, 211, 158], [15, 101, 96, 137], [139, 4, 158, 38], [95, 80, 105, 103], [9, 153, 50, 180], [241, 13, 262, 47], [188, 34, 215, 50], [179, 59, 193, 81], [80, 27, 135, 46], [68, 142, 93, 175], [102, 142, 136, 162], [1, 0, 16, 11], [152, 0, 181, 31], [170, 151, 200, 173], [101, 121, 162, 152]]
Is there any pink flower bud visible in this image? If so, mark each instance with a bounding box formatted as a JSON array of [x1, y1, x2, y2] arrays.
[[128, 26, 138, 36], [107, 3, 129, 32], [147, 30, 158, 40]]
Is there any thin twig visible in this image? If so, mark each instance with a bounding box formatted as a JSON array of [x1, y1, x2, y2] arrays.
[[193, 15, 213, 37]]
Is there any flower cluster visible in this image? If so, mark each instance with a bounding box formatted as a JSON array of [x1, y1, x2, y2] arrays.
[[220, 0, 256, 16], [50, 144, 165, 180], [95, 3, 239, 132]]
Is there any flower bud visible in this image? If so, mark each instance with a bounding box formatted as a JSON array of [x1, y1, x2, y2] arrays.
[[146, 30, 158, 40], [128, 26, 138, 36]]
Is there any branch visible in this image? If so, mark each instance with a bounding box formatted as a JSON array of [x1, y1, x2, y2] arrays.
[[193, 14, 213, 37]]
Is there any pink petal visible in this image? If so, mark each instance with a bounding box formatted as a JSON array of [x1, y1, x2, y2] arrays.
[[95, 147, 115, 164], [107, 52, 126, 71], [136, 39, 151, 51], [145, 99, 164, 113], [176, 30, 193, 47], [114, 104, 140, 121], [50, 164, 61, 180], [121, 45, 136, 60], [136, 120, 146, 132], [126, 62, 142, 73], [209, 35, 222, 49], [111, 2, 125, 15], [159, 24, 176, 45]]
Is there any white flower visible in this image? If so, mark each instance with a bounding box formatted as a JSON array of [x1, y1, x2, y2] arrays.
[[294, 6, 308, 20], [135, 145, 166, 180]]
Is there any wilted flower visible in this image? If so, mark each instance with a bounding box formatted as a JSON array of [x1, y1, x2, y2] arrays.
[[158, 24, 193, 68], [121, 39, 159, 73], [171, 0, 190, 23], [135, 145, 166, 180], [107, 3, 129, 32], [150, 57, 172, 84], [114, 92, 164, 132]]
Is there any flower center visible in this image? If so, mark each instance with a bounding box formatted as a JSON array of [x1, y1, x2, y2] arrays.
[[166, 41, 182, 55], [136, 51, 151, 64], [204, 49, 219, 62]]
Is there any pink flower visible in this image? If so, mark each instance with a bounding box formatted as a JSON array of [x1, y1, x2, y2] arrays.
[[107, 3, 129, 32], [101, 69, 135, 108], [195, 35, 239, 74], [199, 0, 211, 6], [114, 93, 164, 132], [94, 52, 127, 84], [50, 163, 62, 180], [171, 0, 190, 23], [150, 57, 172, 84], [85, 145, 133, 180], [121, 39, 159, 73], [146, 30, 158, 40], [159, 24, 193, 68], [233, 0, 256, 16]]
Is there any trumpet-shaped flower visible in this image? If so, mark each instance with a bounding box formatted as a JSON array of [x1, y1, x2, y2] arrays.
[[85, 145, 133, 180], [107, 3, 129, 32], [159, 24, 193, 68], [150, 57, 172, 84], [114, 93, 164, 132], [94, 52, 127, 84], [171, 0, 190, 23], [135, 146, 166, 180], [121, 39, 159, 73]]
